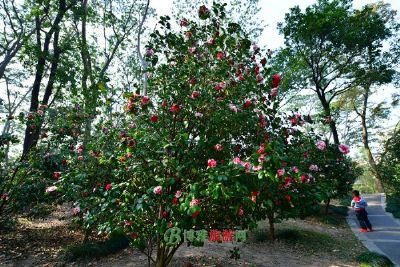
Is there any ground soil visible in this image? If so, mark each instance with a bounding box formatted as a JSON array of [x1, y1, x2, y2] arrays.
[[0, 204, 366, 267]]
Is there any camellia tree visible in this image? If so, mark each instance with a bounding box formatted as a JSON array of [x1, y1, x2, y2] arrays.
[[41, 3, 354, 266]]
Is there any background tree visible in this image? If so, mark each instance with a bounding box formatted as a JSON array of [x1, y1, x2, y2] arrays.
[[277, 0, 386, 145]]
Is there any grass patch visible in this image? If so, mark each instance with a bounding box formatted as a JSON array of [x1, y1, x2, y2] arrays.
[[64, 231, 129, 262], [356, 251, 394, 267], [308, 202, 349, 227], [386, 194, 400, 219], [276, 227, 339, 252]]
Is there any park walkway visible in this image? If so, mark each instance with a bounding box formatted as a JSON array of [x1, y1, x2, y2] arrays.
[[347, 193, 400, 266]]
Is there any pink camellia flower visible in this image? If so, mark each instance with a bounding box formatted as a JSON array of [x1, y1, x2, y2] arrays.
[[338, 144, 350, 154], [316, 140, 326, 150], [216, 51, 224, 60], [153, 186, 162, 195], [233, 157, 241, 164], [272, 74, 281, 88], [170, 104, 180, 113], [253, 165, 262, 171], [214, 144, 223, 151], [195, 112, 203, 118], [242, 162, 252, 170], [37, 109, 44, 116], [256, 74, 263, 83], [105, 184, 112, 190], [188, 47, 196, 53], [150, 115, 158, 122], [77, 156, 84, 161], [190, 198, 200, 207], [124, 220, 132, 226], [257, 144, 265, 154], [292, 166, 299, 173], [271, 88, 278, 97], [53, 172, 61, 179], [180, 18, 189, 27], [229, 104, 238, 112], [215, 82, 225, 91], [77, 145, 84, 154], [309, 164, 319, 172], [141, 96, 150, 105], [71, 206, 80, 216], [258, 154, 265, 163], [207, 159, 217, 168], [238, 206, 244, 216], [145, 48, 154, 57], [191, 91, 200, 99], [207, 38, 215, 45], [175, 190, 182, 198], [237, 74, 245, 81], [277, 168, 285, 177], [45, 186, 57, 193]]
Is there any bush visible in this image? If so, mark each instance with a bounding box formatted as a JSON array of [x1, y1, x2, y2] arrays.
[[386, 194, 400, 219], [356, 251, 394, 267]]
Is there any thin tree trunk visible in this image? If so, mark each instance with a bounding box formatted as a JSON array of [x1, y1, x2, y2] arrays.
[[325, 198, 330, 214], [360, 86, 384, 192], [22, 0, 69, 155], [317, 88, 340, 145], [267, 212, 275, 240]]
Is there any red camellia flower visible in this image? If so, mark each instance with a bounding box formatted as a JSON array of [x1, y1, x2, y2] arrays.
[[243, 99, 252, 109], [285, 195, 292, 202], [189, 77, 197, 85], [191, 210, 200, 218], [301, 174, 307, 183], [53, 172, 61, 179], [207, 159, 217, 168], [105, 183, 112, 190], [216, 51, 224, 60], [130, 232, 138, 239], [141, 96, 150, 105], [260, 58, 267, 66], [180, 18, 189, 27], [172, 197, 179, 205], [272, 74, 281, 88], [161, 211, 169, 219], [198, 5, 210, 19], [215, 82, 225, 91], [170, 104, 180, 113], [191, 91, 200, 99], [150, 115, 158, 122]]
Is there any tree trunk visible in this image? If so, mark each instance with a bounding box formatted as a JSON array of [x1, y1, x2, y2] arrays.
[[22, 0, 68, 155], [267, 212, 275, 240], [325, 198, 330, 214], [317, 88, 340, 145], [360, 86, 384, 192]]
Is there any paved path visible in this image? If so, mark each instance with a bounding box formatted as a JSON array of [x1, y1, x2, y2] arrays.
[[347, 193, 400, 266]]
